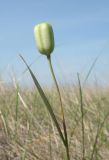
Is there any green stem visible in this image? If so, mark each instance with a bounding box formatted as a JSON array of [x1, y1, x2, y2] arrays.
[[47, 55, 70, 160]]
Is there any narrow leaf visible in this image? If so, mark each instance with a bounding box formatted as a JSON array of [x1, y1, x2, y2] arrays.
[[20, 54, 65, 146]]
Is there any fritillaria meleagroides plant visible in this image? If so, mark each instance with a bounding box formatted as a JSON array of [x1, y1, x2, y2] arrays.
[[20, 22, 70, 160]]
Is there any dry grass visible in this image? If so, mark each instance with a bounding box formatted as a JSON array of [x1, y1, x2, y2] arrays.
[[0, 82, 109, 160]]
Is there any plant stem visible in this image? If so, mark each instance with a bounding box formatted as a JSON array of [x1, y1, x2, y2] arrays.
[[47, 55, 64, 119], [47, 55, 70, 160]]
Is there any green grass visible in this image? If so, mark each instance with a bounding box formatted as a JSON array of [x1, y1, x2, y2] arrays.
[[0, 80, 109, 160]]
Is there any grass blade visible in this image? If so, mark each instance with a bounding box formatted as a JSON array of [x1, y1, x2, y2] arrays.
[[83, 55, 99, 86], [14, 83, 19, 137], [90, 111, 109, 160], [77, 73, 85, 160]]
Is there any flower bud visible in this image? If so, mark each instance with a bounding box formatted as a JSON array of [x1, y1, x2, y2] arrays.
[[34, 22, 55, 56]]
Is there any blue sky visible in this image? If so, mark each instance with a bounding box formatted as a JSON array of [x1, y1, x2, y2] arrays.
[[0, 0, 109, 86]]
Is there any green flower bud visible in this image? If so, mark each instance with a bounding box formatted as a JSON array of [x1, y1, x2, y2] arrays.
[[34, 22, 55, 56]]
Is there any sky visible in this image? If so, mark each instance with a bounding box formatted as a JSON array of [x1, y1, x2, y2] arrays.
[[0, 0, 109, 86]]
